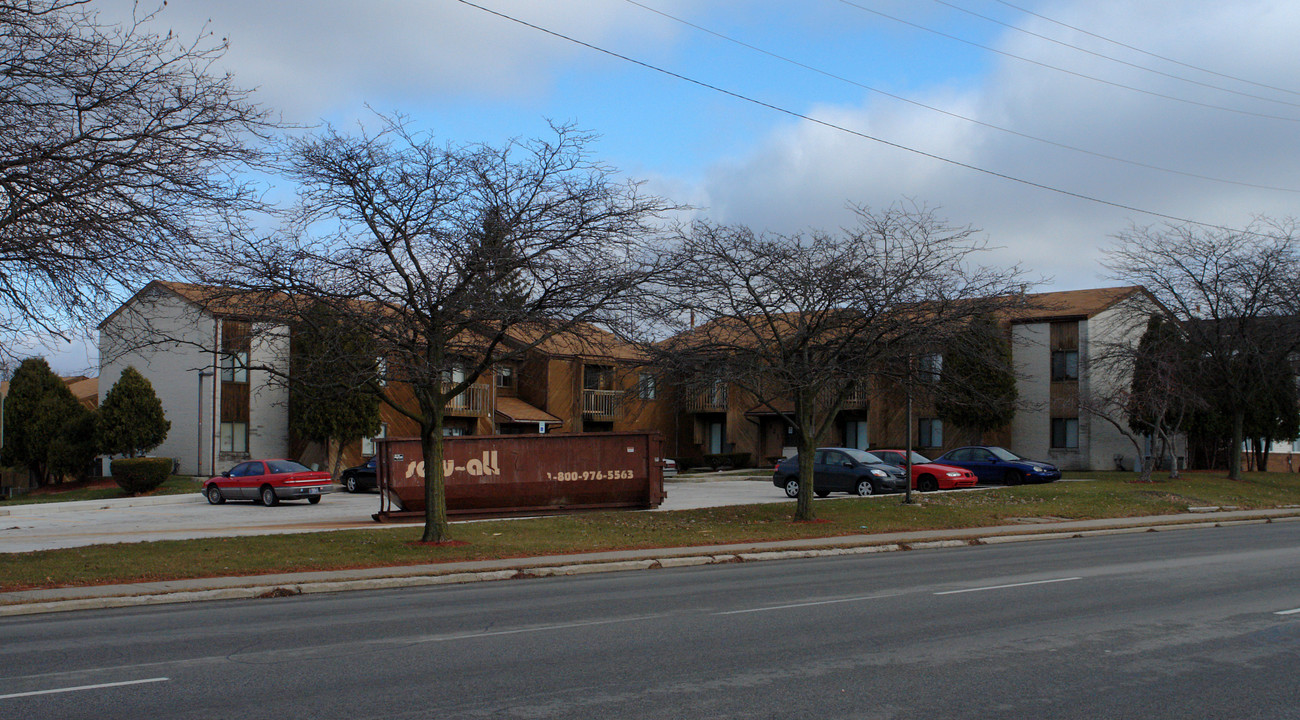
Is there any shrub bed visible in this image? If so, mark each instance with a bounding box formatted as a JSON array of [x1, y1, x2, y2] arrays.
[[110, 457, 174, 494]]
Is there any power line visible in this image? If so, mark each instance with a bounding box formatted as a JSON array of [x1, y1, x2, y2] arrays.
[[623, 0, 1300, 194], [833, 0, 1300, 123], [932, 0, 1300, 109], [451, 0, 1259, 235], [991, 0, 1300, 98]]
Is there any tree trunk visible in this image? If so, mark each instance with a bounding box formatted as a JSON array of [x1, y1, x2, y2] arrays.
[[794, 430, 816, 521], [421, 404, 451, 543], [1228, 411, 1244, 480]]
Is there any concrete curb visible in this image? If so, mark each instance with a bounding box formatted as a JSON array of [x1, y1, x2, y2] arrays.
[[3, 508, 1298, 617]]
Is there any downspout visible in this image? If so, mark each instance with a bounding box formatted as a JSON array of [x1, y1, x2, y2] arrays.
[[197, 370, 213, 475], [211, 319, 220, 476]]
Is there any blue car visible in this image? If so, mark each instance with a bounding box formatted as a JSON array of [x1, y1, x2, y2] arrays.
[[772, 447, 909, 498], [933, 446, 1061, 485]]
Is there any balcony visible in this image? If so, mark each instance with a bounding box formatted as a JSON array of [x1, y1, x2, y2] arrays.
[[686, 385, 728, 413], [444, 382, 491, 417], [582, 388, 624, 420], [843, 388, 869, 410]]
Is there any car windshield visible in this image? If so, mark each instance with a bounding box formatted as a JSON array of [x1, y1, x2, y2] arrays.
[[906, 451, 932, 464], [266, 460, 311, 474], [843, 448, 884, 464], [990, 447, 1022, 461]]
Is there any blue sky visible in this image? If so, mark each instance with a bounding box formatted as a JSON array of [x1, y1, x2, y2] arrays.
[[26, 0, 1300, 373]]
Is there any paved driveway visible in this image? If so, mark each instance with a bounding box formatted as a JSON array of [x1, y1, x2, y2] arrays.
[[0, 477, 987, 553], [0, 479, 786, 553]]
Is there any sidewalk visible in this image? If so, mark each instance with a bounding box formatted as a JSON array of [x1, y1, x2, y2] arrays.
[[3, 507, 1297, 617]]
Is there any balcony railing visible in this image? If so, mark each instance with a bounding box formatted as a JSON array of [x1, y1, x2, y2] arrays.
[[842, 388, 869, 410], [582, 388, 624, 419], [686, 386, 728, 413], [443, 382, 491, 417]]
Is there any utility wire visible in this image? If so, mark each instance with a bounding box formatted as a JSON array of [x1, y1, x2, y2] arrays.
[[833, 0, 1300, 123], [452, 0, 1257, 235], [991, 0, 1300, 98], [932, 0, 1300, 109], [623, 0, 1300, 194]]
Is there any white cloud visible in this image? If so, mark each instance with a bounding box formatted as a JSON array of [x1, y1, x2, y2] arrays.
[[688, 0, 1300, 289], [101, 0, 686, 124]]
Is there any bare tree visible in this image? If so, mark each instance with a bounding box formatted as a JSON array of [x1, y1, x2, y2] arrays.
[[1080, 311, 1199, 481], [0, 0, 269, 354], [1105, 219, 1300, 480], [210, 118, 674, 542], [642, 203, 1029, 521]]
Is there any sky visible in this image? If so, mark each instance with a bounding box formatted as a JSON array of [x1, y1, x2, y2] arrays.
[[25, 0, 1300, 374]]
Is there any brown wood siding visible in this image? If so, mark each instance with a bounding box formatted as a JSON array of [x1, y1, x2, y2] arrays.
[[1050, 321, 1079, 350], [220, 384, 249, 422]]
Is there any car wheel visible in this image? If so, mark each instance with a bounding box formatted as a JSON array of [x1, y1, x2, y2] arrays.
[[783, 479, 800, 498], [345, 476, 358, 493], [1007, 470, 1024, 486], [260, 485, 279, 507], [815, 488, 831, 498], [307, 495, 322, 504], [856, 479, 874, 496], [205, 485, 225, 505], [918, 475, 938, 493]]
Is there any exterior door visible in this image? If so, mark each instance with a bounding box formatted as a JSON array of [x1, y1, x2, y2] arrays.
[[708, 421, 725, 455]]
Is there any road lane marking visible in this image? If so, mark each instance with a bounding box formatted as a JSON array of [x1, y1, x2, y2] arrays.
[[0, 677, 168, 701], [714, 592, 905, 615], [934, 577, 1082, 595], [1275, 607, 1300, 615]]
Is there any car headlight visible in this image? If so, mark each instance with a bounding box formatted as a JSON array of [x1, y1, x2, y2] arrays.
[[870, 469, 887, 477], [1031, 466, 1044, 473], [946, 472, 961, 477]]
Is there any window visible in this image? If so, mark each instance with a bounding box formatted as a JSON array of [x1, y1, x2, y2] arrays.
[[220, 351, 248, 383], [918, 353, 943, 383], [220, 422, 248, 453], [361, 423, 388, 457], [442, 426, 466, 437], [583, 365, 614, 391], [1051, 350, 1079, 381], [1052, 418, 1079, 449], [495, 365, 514, 389], [637, 372, 657, 400], [918, 418, 943, 448], [1292, 437, 1300, 453]]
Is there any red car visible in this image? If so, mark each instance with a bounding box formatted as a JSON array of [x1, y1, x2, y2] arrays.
[[872, 449, 978, 492], [204, 459, 334, 506]]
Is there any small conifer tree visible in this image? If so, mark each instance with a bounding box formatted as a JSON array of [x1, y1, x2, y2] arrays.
[[97, 366, 170, 457]]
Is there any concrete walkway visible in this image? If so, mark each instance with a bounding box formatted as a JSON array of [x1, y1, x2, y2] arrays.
[[4, 506, 1297, 617]]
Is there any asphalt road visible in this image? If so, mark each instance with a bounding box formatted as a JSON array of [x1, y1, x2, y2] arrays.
[[2, 521, 1296, 719]]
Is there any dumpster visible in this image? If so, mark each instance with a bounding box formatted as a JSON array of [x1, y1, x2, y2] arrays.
[[374, 431, 667, 521]]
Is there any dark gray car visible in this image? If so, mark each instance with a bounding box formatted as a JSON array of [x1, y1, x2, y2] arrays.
[[771, 447, 908, 497]]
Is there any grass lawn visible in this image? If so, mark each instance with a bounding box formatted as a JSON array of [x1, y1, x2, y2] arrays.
[[0, 476, 199, 505], [1, 471, 1297, 593]]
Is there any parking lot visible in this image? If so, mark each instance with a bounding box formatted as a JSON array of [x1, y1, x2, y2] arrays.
[[0, 478, 798, 553]]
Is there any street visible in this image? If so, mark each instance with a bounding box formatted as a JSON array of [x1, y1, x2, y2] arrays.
[[1, 521, 1297, 719]]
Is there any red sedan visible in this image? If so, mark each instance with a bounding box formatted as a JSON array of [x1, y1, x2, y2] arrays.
[[872, 449, 978, 492], [204, 459, 334, 506]]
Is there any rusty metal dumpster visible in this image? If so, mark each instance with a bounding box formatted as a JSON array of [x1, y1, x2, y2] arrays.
[[374, 431, 667, 521]]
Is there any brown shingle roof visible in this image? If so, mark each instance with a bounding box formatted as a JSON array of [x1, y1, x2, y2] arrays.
[[494, 396, 562, 425], [1003, 286, 1147, 323]]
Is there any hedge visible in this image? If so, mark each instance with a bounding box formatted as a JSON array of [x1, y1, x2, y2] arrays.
[[110, 457, 173, 495], [701, 452, 752, 470]]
